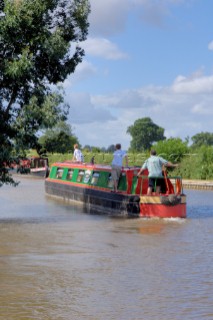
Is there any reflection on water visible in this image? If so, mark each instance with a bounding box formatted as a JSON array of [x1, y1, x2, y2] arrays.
[[0, 178, 212, 320]]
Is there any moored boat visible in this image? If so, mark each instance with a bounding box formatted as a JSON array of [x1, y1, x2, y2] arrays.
[[29, 156, 49, 178], [45, 161, 186, 218], [12, 156, 49, 178]]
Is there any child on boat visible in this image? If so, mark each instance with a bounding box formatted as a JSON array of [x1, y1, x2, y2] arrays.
[[72, 144, 84, 163]]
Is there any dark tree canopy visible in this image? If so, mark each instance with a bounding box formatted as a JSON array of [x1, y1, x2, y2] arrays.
[[191, 132, 213, 148], [127, 117, 166, 152], [0, 0, 90, 185], [107, 144, 115, 153], [38, 121, 79, 154]]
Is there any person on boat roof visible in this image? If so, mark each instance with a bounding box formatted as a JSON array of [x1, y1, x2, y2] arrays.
[[137, 149, 178, 195], [72, 144, 84, 163], [111, 143, 128, 193]]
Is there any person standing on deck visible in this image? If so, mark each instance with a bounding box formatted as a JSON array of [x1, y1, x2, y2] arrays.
[[111, 144, 128, 192], [72, 144, 84, 162], [137, 149, 178, 195]]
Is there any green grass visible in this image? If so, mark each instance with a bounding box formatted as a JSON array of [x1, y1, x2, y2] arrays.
[[47, 152, 146, 167]]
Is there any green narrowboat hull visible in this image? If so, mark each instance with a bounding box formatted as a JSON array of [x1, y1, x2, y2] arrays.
[[45, 161, 140, 217]]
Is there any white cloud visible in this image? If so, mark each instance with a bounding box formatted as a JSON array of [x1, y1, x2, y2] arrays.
[[208, 40, 213, 51], [85, 0, 195, 49], [67, 92, 115, 124], [89, 0, 130, 36], [62, 1, 213, 149], [136, 1, 171, 27], [63, 60, 97, 87], [65, 72, 213, 149], [184, 121, 202, 132], [172, 74, 213, 94], [88, 0, 184, 36], [91, 89, 157, 110], [192, 103, 213, 115], [82, 38, 128, 60], [74, 119, 131, 149]]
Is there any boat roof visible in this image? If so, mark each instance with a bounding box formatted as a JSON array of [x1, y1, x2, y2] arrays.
[[52, 161, 139, 172]]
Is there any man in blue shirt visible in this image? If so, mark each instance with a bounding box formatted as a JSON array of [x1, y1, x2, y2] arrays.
[[111, 143, 128, 192], [137, 149, 178, 195]]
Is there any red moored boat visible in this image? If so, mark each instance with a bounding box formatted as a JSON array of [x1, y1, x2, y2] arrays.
[[12, 156, 49, 178]]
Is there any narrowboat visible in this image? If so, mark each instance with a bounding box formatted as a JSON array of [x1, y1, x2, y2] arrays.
[[45, 161, 186, 218], [14, 156, 49, 178], [29, 156, 49, 178]]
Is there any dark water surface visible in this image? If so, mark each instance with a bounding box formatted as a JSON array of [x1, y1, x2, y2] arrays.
[[0, 177, 212, 320]]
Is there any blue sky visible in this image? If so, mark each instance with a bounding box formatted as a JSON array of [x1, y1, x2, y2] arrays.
[[63, 0, 213, 150]]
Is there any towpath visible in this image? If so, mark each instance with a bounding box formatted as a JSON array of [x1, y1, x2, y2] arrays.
[[182, 179, 213, 190]]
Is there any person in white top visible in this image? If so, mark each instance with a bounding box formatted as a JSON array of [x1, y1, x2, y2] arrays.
[[111, 143, 128, 192], [72, 144, 84, 162]]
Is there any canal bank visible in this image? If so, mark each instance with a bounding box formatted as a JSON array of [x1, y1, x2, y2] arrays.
[[182, 179, 213, 190], [11, 172, 213, 190]]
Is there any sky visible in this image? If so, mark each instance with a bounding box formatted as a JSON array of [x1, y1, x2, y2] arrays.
[[63, 0, 213, 150]]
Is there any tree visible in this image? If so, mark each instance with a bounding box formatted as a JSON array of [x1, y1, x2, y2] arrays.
[[39, 121, 79, 154], [0, 0, 90, 185], [91, 146, 101, 153], [127, 117, 166, 152], [153, 138, 189, 163], [176, 145, 213, 180], [12, 90, 70, 155], [191, 132, 213, 148], [83, 145, 92, 152], [107, 144, 115, 153], [43, 131, 78, 154]]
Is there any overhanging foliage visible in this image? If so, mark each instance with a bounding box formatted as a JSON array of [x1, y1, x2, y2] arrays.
[[0, 0, 90, 186]]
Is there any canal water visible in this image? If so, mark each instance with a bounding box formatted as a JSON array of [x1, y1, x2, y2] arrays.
[[0, 177, 212, 320]]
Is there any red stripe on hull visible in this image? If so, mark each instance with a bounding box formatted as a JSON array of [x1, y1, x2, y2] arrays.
[[140, 203, 186, 218]]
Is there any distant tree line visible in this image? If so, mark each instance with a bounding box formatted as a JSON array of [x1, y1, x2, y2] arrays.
[[37, 116, 213, 180]]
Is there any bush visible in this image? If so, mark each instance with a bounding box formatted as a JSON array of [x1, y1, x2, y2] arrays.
[[46, 146, 213, 180]]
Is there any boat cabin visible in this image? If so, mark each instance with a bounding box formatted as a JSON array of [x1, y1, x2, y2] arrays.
[[48, 161, 183, 196]]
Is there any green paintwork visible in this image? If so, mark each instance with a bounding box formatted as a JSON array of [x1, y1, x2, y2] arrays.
[[50, 166, 58, 178], [118, 172, 127, 191], [49, 165, 127, 191], [131, 176, 138, 194]]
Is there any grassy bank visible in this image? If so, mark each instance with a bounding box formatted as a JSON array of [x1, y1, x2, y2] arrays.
[[25, 147, 213, 180], [47, 152, 147, 167], [28, 150, 213, 180]]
